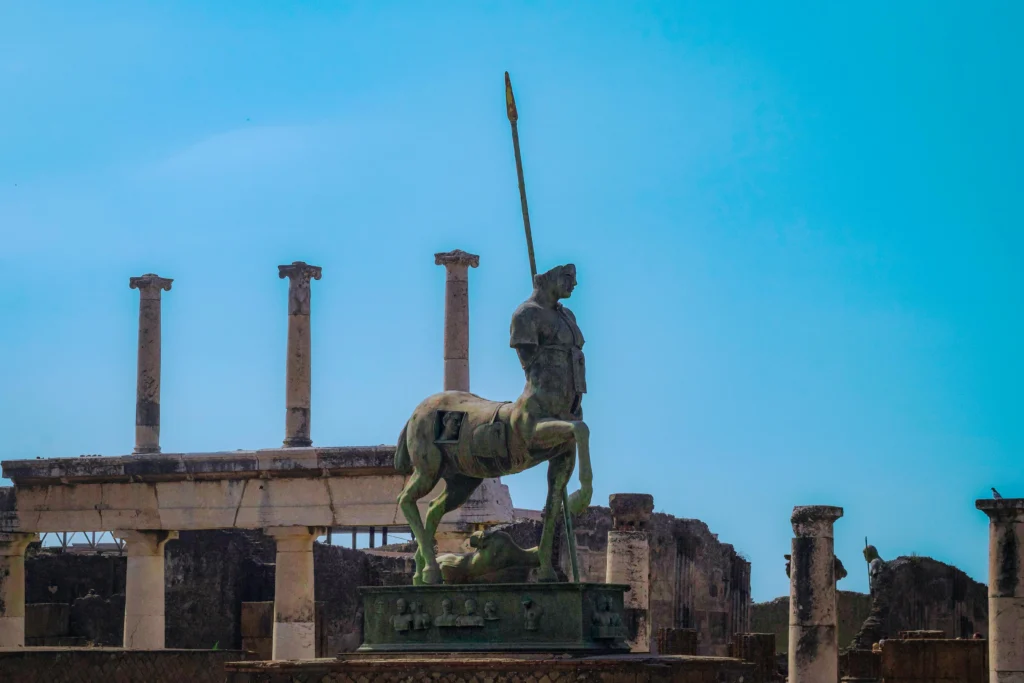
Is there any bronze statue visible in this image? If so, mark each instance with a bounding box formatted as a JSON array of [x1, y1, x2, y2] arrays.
[[395, 263, 593, 585]]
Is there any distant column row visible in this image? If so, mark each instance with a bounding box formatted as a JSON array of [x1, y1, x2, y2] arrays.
[[126, 251, 488, 455]]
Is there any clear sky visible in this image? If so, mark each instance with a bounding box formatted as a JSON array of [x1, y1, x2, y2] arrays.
[[1, 2, 1020, 602]]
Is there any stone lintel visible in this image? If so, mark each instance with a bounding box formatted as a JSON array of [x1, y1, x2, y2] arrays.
[[977, 498, 1024, 520], [129, 274, 173, 298], [113, 530, 178, 556], [1, 446, 398, 485], [609, 493, 654, 531], [434, 250, 480, 269], [791, 505, 844, 536]]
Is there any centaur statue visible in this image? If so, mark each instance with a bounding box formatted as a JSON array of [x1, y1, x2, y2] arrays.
[[394, 263, 593, 585]]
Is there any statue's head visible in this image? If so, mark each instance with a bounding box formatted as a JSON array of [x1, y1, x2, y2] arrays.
[[441, 598, 453, 614], [864, 545, 881, 563], [395, 598, 407, 613], [534, 264, 577, 300], [465, 599, 477, 615]]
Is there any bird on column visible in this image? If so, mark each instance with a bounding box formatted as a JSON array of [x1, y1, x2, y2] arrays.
[[992, 487, 1003, 499]]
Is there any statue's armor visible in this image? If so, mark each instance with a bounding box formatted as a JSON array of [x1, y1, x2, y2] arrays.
[[510, 301, 586, 418]]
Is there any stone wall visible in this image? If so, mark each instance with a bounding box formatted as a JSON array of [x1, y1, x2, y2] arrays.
[[546, 506, 750, 655], [750, 554, 988, 653], [224, 654, 754, 683], [750, 590, 871, 654], [0, 648, 249, 683], [880, 638, 987, 682]]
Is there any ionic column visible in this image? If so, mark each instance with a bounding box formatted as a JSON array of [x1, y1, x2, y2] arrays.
[[129, 274, 173, 454], [113, 530, 177, 649], [0, 532, 39, 647], [434, 249, 479, 392], [606, 493, 654, 652], [977, 498, 1024, 682], [788, 505, 843, 683], [278, 262, 322, 448], [267, 526, 326, 660]]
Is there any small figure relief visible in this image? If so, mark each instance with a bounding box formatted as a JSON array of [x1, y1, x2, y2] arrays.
[[433, 598, 458, 628], [435, 411, 466, 444], [391, 598, 413, 633], [522, 596, 543, 631], [456, 599, 485, 628], [591, 596, 625, 640], [374, 599, 385, 616], [410, 601, 431, 630], [483, 601, 499, 622]]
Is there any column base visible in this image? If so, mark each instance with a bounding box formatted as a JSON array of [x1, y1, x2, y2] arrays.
[[272, 621, 315, 660], [124, 615, 166, 650], [282, 437, 313, 448], [132, 446, 161, 455]]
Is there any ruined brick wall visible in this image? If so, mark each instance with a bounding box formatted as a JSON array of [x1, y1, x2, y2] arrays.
[[532, 506, 750, 656], [751, 555, 988, 653], [750, 590, 871, 654]]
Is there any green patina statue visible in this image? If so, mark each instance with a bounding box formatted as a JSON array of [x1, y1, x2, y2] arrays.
[[395, 263, 593, 585], [436, 530, 540, 584]]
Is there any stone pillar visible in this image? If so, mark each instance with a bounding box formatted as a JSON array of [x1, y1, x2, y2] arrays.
[[977, 498, 1024, 683], [113, 530, 177, 649], [434, 249, 479, 391], [129, 274, 173, 454], [788, 505, 844, 683], [278, 262, 322, 448], [0, 532, 39, 647], [606, 493, 654, 652], [267, 526, 326, 660]]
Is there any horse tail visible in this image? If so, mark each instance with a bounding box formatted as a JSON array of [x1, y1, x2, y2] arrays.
[[394, 422, 413, 475]]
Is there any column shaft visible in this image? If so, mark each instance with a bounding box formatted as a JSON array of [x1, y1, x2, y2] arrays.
[[788, 505, 843, 683], [279, 262, 321, 448], [434, 249, 479, 392], [0, 533, 39, 648], [606, 494, 654, 653], [977, 498, 1024, 683], [268, 526, 325, 660], [115, 530, 177, 649], [130, 274, 172, 454]]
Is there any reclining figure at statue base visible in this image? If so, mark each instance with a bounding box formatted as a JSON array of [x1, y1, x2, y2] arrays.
[[395, 264, 592, 585]]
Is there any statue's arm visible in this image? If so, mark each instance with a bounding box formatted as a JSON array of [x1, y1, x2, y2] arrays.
[[510, 306, 542, 368]]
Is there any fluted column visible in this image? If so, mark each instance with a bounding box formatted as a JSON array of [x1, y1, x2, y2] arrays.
[[606, 493, 653, 652], [129, 274, 173, 454], [0, 532, 39, 647], [977, 498, 1024, 682], [788, 505, 843, 683], [434, 249, 479, 392], [112, 530, 177, 649], [278, 262, 322, 448], [267, 526, 326, 660]]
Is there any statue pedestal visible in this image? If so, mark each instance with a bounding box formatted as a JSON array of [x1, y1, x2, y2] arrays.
[[358, 583, 630, 653]]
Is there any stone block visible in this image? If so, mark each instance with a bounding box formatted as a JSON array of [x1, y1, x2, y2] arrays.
[[880, 638, 986, 682], [24, 602, 70, 639], [656, 627, 697, 654], [241, 601, 274, 639]]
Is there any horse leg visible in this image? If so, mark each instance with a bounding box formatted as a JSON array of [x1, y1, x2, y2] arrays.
[[397, 463, 441, 586], [537, 452, 576, 582], [422, 475, 483, 562], [531, 418, 594, 515]]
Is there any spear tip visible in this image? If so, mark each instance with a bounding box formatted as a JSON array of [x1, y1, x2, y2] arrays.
[[505, 71, 518, 123]]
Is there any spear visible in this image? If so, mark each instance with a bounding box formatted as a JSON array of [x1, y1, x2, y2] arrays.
[[505, 71, 580, 583]]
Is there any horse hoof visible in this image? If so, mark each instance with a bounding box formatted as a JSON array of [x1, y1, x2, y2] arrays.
[[537, 568, 558, 583], [421, 567, 443, 585]]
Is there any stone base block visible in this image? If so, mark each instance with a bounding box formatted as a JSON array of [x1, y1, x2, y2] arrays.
[[359, 583, 629, 653], [880, 638, 986, 682], [272, 621, 315, 660], [224, 653, 755, 683]]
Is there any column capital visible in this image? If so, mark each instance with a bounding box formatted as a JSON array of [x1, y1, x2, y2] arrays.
[[791, 505, 843, 537], [609, 493, 654, 531], [278, 262, 322, 316], [129, 274, 173, 299], [435, 249, 480, 270], [265, 526, 327, 540], [0, 532, 38, 556], [977, 498, 1024, 522], [113, 530, 178, 556]]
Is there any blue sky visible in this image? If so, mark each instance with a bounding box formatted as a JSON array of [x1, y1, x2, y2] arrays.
[[1, 2, 1020, 602]]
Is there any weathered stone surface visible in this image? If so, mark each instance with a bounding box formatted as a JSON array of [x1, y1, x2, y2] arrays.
[[978, 497, 1024, 681], [129, 273, 172, 455], [278, 262, 322, 448], [0, 648, 249, 683], [69, 592, 125, 646], [609, 493, 654, 531], [0, 531, 38, 647], [24, 602, 70, 640], [656, 627, 697, 655], [731, 632, 776, 682], [752, 590, 872, 654], [880, 637, 987, 682], [224, 653, 755, 683]]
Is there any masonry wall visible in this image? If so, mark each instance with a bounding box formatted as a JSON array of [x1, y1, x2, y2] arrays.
[[750, 555, 989, 653], [0, 648, 250, 683]]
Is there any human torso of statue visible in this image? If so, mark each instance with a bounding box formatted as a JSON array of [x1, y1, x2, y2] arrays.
[[509, 300, 586, 421]]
